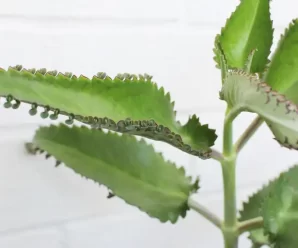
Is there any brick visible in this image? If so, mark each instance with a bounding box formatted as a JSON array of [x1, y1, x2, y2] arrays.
[[0, 127, 143, 232], [185, 0, 298, 29], [0, 0, 179, 20], [0, 0, 296, 246], [0, 229, 63, 248], [64, 188, 254, 248], [270, 0, 298, 29], [0, 28, 225, 122], [185, 0, 240, 27]]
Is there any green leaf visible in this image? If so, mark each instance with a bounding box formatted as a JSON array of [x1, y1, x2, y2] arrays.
[[221, 69, 298, 150], [261, 165, 298, 248], [213, 36, 229, 84], [281, 80, 298, 104], [214, 0, 273, 73], [213, 34, 222, 70], [261, 20, 298, 151], [239, 165, 298, 246], [265, 19, 298, 94], [239, 184, 271, 246], [0, 66, 217, 159], [29, 124, 199, 223]]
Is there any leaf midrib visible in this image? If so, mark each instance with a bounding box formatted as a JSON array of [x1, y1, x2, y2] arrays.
[[242, 0, 262, 65], [37, 139, 189, 202]]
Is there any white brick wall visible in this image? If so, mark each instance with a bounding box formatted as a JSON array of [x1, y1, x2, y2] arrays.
[[0, 0, 297, 247]]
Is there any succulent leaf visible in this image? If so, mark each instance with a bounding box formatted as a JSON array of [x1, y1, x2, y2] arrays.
[[0, 66, 217, 159], [239, 165, 298, 246], [214, 0, 273, 73], [29, 124, 199, 223], [221, 69, 298, 150], [260, 19, 298, 152], [265, 19, 298, 94], [261, 165, 298, 247]]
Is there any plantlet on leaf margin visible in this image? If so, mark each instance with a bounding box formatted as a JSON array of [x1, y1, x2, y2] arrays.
[[2, 0, 298, 247], [0, 65, 217, 160]]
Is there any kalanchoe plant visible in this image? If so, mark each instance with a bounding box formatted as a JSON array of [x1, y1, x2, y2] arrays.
[[1, 0, 298, 247]]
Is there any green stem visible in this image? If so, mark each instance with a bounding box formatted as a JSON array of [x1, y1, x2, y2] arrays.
[[223, 106, 244, 155], [223, 110, 233, 156], [188, 197, 222, 229], [211, 148, 224, 162], [238, 216, 264, 235], [192, 106, 260, 247], [222, 158, 237, 226], [234, 116, 263, 153], [221, 107, 241, 248], [223, 231, 238, 248], [219, 50, 238, 248], [221, 157, 238, 248]]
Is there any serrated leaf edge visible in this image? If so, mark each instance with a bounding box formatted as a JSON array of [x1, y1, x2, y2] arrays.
[[0, 65, 217, 159], [222, 69, 298, 150], [239, 165, 298, 245], [214, 0, 274, 73], [28, 124, 200, 223]]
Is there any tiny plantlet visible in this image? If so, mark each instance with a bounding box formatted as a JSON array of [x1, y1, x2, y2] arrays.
[[2, 0, 298, 247]]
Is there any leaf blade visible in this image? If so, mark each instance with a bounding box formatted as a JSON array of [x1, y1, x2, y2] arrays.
[[221, 70, 298, 150], [261, 165, 298, 247], [239, 165, 298, 246], [265, 19, 298, 93], [215, 0, 273, 73], [0, 66, 217, 159], [31, 124, 199, 223], [262, 19, 298, 151]]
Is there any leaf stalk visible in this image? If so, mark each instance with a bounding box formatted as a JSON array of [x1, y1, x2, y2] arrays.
[[234, 116, 264, 154], [188, 197, 222, 229], [210, 148, 224, 162], [223, 106, 243, 155], [238, 216, 264, 235]]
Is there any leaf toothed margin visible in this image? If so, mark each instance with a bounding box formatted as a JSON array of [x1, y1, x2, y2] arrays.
[[221, 69, 298, 151], [239, 165, 298, 246], [0, 65, 217, 159], [214, 0, 273, 73], [28, 124, 200, 223]]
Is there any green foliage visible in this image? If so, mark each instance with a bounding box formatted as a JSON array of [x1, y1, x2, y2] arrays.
[[1, 1, 298, 248], [265, 19, 298, 94], [260, 20, 298, 151], [28, 124, 199, 223], [239, 183, 272, 246], [261, 165, 298, 247], [215, 0, 273, 73], [239, 166, 298, 246], [221, 69, 298, 150], [0, 66, 217, 159]]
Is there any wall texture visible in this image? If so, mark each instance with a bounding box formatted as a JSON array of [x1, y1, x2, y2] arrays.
[[0, 0, 297, 247]]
